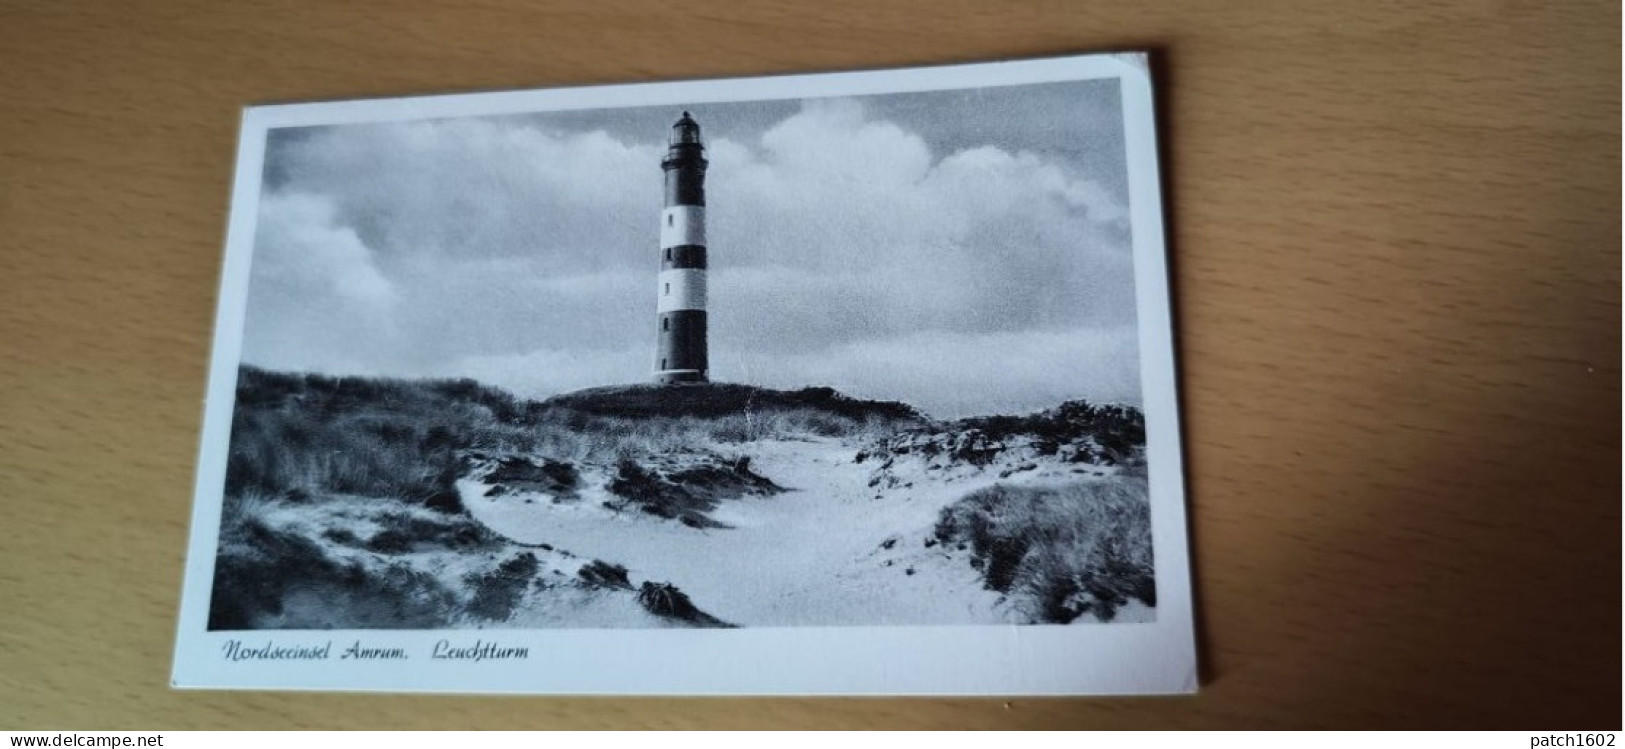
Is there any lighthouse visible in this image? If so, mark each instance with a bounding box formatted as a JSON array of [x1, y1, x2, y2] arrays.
[[654, 111, 709, 384]]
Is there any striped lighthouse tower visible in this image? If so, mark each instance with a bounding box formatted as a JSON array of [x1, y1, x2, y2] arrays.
[[655, 111, 709, 384]]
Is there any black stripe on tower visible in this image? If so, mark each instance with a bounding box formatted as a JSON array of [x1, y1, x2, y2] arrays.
[[656, 310, 708, 382], [664, 170, 705, 206], [660, 245, 707, 270]]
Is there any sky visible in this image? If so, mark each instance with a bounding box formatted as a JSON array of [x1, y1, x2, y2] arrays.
[[241, 79, 1141, 418]]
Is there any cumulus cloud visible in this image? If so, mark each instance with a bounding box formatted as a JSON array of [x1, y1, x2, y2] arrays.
[[241, 86, 1141, 416], [268, 119, 662, 271], [707, 99, 1134, 354], [241, 192, 400, 374]]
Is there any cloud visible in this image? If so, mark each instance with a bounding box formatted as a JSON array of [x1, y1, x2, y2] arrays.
[[242, 90, 1140, 415], [241, 193, 400, 374], [270, 119, 662, 271], [706, 99, 1135, 352]]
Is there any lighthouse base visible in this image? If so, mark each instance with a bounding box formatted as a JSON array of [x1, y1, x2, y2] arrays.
[[655, 370, 709, 385]]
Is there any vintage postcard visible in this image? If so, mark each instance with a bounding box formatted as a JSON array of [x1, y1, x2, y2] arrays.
[[172, 53, 1196, 695]]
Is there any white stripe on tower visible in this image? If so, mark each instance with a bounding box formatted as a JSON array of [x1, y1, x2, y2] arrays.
[[658, 205, 706, 316], [660, 206, 706, 249]]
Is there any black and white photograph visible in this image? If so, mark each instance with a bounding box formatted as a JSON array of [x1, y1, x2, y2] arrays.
[[173, 54, 1195, 695]]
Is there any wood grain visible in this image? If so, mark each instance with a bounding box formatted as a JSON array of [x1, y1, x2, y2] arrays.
[[0, 0, 1617, 729]]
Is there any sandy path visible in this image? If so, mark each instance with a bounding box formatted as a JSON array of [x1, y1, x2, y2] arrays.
[[462, 438, 1011, 627]]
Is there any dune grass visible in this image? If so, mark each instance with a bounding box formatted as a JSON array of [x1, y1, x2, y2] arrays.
[[209, 490, 468, 629], [211, 366, 912, 629], [935, 479, 1155, 624], [225, 366, 909, 510], [215, 366, 1153, 629]]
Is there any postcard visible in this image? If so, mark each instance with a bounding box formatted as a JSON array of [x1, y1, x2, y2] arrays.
[[171, 52, 1196, 695]]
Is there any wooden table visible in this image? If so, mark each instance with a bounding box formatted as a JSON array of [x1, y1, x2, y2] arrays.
[[1, 0, 1617, 729]]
